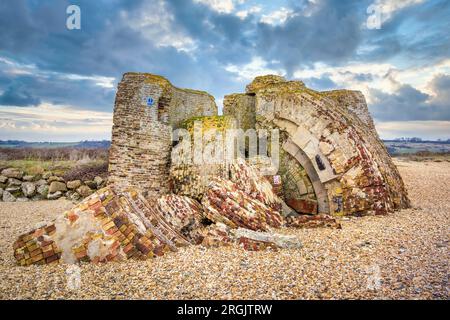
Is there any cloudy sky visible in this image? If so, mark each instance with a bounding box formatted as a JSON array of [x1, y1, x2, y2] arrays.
[[0, 0, 449, 141]]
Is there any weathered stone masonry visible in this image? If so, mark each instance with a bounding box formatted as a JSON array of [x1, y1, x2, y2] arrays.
[[108, 73, 217, 198], [109, 73, 410, 216], [224, 75, 410, 215]]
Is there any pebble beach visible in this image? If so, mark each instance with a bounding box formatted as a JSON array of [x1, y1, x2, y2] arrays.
[[0, 160, 448, 300]]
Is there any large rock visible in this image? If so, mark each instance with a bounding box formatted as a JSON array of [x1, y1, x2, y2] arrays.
[[76, 185, 93, 198], [2, 190, 16, 202], [35, 179, 47, 186], [93, 176, 104, 187], [7, 178, 22, 187], [232, 228, 302, 250], [66, 191, 81, 202], [49, 181, 67, 193], [84, 180, 97, 189], [0, 176, 8, 184], [22, 175, 36, 182], [66, 180, 81, 190], [42, 172, 53, 180], [48, 176, 64, 183], [31, 195, 44, 201], [21, 182, 36, 197], [5, 187, 22, 197], [47, 191, 62, 200], [1, 168, 24, 179], [37, 185, 49, 197]]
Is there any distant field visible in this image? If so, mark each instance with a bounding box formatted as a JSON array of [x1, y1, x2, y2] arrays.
[[0, 159, 108, 177], [0, 142, 78, 149], [0, 140, 110, 149], [0, 145, 108, 177], [384, 141, 450, 155]]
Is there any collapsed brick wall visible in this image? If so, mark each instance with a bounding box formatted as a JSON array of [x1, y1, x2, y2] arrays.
[[108, 73, 217, 198], [224, 75, 410, 215]]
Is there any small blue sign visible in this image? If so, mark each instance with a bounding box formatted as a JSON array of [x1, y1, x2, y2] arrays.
[[146, 97, 154, 106]]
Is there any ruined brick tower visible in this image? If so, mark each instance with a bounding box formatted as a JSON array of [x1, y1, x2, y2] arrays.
[[109, 73, 410, 215], [108, 73, 217, 197]]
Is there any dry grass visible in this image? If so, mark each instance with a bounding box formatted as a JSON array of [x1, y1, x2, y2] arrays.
[[393, 152, 450, 163]]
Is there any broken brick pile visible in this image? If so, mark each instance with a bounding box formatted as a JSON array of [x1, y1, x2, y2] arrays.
[[13, 187, 192, 266], [202, 178, 283, 231], [13, 160, 338, 266]]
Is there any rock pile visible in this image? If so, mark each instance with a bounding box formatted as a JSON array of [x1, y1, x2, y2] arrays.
[[0, 168, 106, 202]]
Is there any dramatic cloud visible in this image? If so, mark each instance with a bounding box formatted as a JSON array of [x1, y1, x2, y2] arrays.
[[0, 0, 449, 140], [256, 0, 365, 74], [370, 74, 450, 121], [375, 121, 450, 140], [0, 103, 112, 141]]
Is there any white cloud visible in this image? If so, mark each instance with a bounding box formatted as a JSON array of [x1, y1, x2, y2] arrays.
[[0, 57, 36, 76], [294, 61, 396, 102], [194, 0, 235, 14], [225, 57, 286, 81], [260, 7, 298, 26], [0, 103, 112, 141], [367, 0, 425, 27], [375, 120, 450, 140], [236, 6, 262, 19], [293, 59, 450, 104], [62, 74, 115, 89], [0, 57, 116, 89], [125, 1, 196, 52]]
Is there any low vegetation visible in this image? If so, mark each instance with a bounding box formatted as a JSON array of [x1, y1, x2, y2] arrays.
[[393, 151, 450, 162], [0, 147, 108, 177]]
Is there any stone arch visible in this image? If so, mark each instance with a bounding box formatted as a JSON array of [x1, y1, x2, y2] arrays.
[[282, 138, 330, 213]]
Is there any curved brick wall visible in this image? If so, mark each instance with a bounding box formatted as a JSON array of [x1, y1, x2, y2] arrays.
[[225, 75, 410, 215], [108, 73, 217, 198]]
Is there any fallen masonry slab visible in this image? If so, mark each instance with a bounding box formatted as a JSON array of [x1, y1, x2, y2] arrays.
[[232, 228, 302, 250]]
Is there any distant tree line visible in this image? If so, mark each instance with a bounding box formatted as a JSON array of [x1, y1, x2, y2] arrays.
[[0, 147, 108, 161], [0, 140, 111, 149], [383, 138, 450, 144]]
